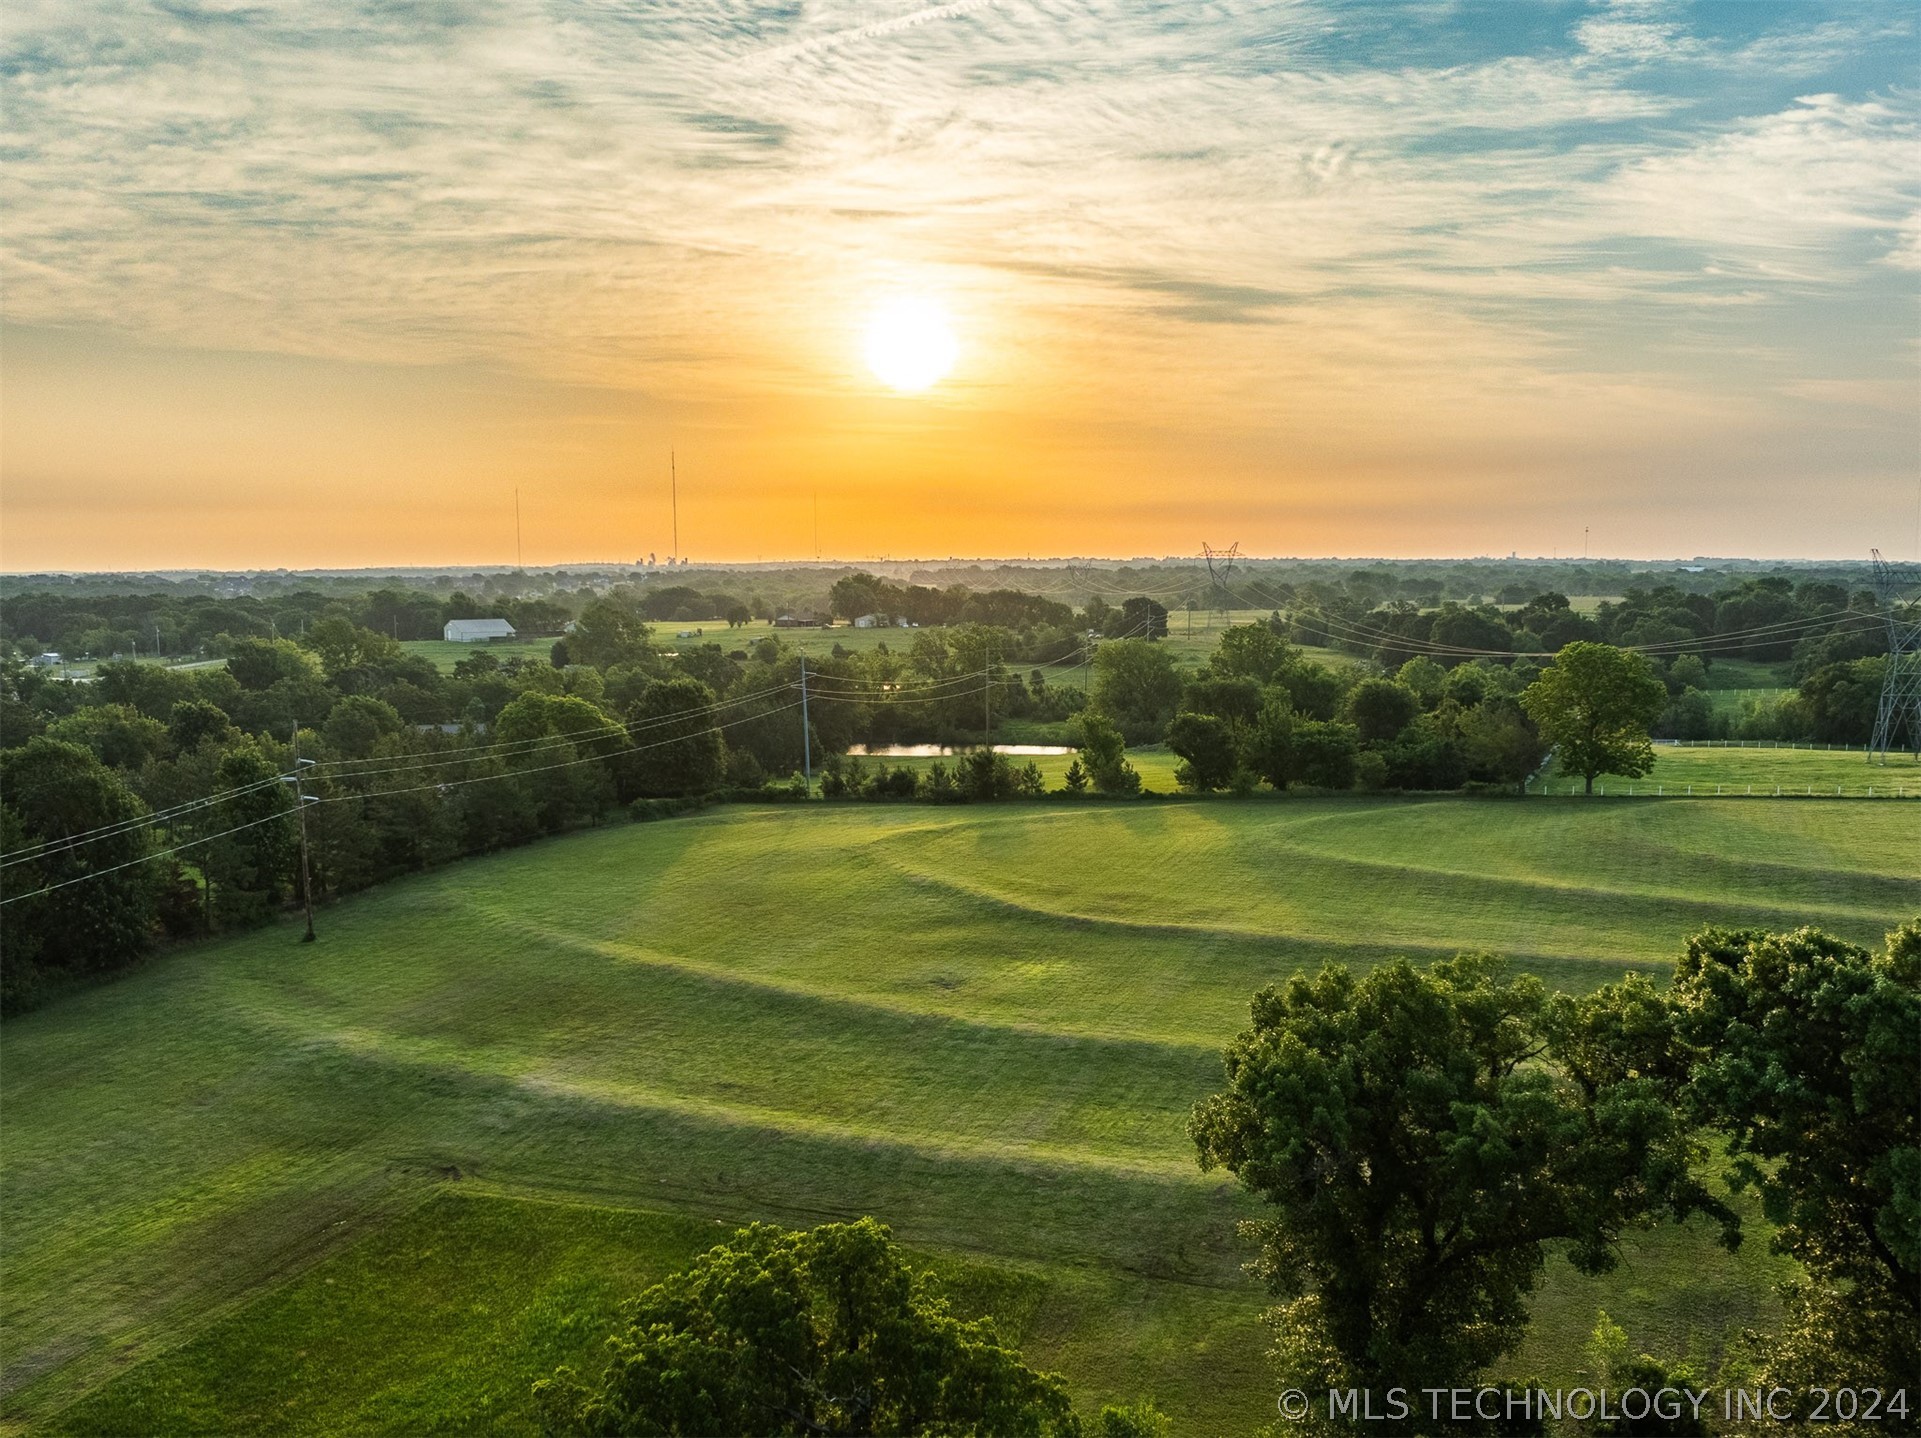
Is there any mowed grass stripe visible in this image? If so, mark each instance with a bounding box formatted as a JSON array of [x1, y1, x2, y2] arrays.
[[3, 799, 1912, 1427]]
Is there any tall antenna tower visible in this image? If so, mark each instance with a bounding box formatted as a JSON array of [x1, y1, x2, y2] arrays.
[[670, 450, 679, 563], [1868, 548, 1921, 763], [1202, 542, 1240, 613]]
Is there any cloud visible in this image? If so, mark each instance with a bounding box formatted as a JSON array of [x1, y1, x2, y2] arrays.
[[0, 0, 1914, 419]]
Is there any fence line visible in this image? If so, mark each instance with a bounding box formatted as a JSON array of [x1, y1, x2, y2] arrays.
[[1537, 782, 1912, 799], [1653, 739, 1880, 752]]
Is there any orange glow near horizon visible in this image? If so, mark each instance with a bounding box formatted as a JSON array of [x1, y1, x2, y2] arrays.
[[1, 4, 1915, 570]]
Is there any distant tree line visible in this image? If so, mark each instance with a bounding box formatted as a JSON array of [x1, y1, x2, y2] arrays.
[[0, 583, 1158, 1009], [3, 562, 1901, 1011]]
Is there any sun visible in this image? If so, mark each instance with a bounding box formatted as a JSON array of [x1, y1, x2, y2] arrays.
[[864, 297, 957, 393]]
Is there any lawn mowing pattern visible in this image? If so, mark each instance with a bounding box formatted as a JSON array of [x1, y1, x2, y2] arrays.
[[46, 1190, 1257, 1438], [5, 800, 1912, 1431]]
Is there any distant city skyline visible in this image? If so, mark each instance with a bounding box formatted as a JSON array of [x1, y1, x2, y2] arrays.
[[3, 0, 1917, 568]]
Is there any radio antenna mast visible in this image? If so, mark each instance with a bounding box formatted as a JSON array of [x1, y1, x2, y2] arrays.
[[670, 450, 679, 562]]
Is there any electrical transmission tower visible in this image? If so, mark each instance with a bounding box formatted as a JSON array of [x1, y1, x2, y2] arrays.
[[1868, 548, 1921, 763], [1202, 542, 1239, 615]]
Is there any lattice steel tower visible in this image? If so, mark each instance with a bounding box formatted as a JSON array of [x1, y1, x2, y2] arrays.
[[1202, 541, 1239, 613], [1868, 548, 1921, 762]]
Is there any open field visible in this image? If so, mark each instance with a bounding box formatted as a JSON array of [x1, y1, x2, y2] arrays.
[[1540, 742, 1919, 797], [6, 800, 1913, 1432]]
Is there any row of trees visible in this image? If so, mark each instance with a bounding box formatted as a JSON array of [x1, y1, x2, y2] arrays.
[[1289, 578, 1887, 671], [0, 582, 1169, 1008], [1086, 623, 1553, 794]]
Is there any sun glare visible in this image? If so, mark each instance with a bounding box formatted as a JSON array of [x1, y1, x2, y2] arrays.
[[864, 297, 957, 393]]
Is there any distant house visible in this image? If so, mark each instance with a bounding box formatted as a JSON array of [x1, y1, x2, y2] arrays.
[[31, 652, 61, 667], [774, 612, 831, 629], [852, 613, 881, 629], [443, 618, 516, 643]]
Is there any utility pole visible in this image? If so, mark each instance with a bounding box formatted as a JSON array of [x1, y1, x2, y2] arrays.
[[798, 655, 812, 791], [288, 726, 317, 943]]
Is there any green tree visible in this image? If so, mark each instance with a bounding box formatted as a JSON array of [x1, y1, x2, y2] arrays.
[[1088, 640, 1182, 742], [45, 704, 170, 771], [322, 695, 406, 759], [1208, 624, 1294, 685], [1165, 711, 1239, 792], [1670, 923, 1920, 1390], [494, 692, 626, 830], [1343, 678, 1419, 746], [1519, 642, 1665, 794], [1117, 596, 1169, 640], [1458, 700, 1547, 790], [1190, 955, 1728, 1406], [623, 677, 724, 798], [0, 739, 159, 1010], [1287, 719, 1359, 790], [167, 699, 234, 754], [1242, 695, 1295, 790], [300, 616, 401, 679], [1180, 675, 1263, 728], [201, 736, 298, 929], [1581, 1313, 1709, 1437], [226, 637, 323, 692], [1097, 1401, 1171, 1437], [1072, 712, 1140, 796], [534, 1218, 1080, 1437], [567, 601, 658, 672]]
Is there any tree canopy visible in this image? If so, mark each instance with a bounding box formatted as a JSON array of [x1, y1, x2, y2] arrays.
[[1520, 642, 1666, 793], [1671, 922, 1920, 1390], [1190, 953, 1730, 1402], [534, 1218, 1080, 1437]]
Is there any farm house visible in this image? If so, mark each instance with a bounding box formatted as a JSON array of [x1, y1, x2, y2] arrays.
[[442, 618, 516, 642]]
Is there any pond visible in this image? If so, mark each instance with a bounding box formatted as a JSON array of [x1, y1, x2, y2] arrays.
[[848, 743, 1074, 758]]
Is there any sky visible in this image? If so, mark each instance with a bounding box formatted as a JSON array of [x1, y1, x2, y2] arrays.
[[2, 0, 1918, 569]]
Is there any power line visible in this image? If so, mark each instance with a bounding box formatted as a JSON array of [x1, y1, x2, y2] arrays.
[[0, 776, 287, 870], [1868, 548, 1921, 763]]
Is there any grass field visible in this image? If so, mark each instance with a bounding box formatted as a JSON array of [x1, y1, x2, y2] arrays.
[[1539, 743, 1918, 798], [6, 800, 1913, 1432]]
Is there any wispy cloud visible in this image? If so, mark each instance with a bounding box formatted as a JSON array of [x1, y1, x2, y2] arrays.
[[1, 0, 1915, 562]]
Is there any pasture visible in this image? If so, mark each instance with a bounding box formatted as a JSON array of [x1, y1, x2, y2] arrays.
[[1540, 742, 1919, 798], [5, 799, 1914, 1432]]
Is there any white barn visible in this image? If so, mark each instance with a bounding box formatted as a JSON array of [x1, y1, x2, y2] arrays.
[[443, 618, 516, 642]]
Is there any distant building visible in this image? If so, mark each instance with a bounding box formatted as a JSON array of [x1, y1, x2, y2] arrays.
[[31, 652, 61, 667], [775, 612, 831, 629], [443, 618, 516, 642], [852, 613, 881, 628]]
